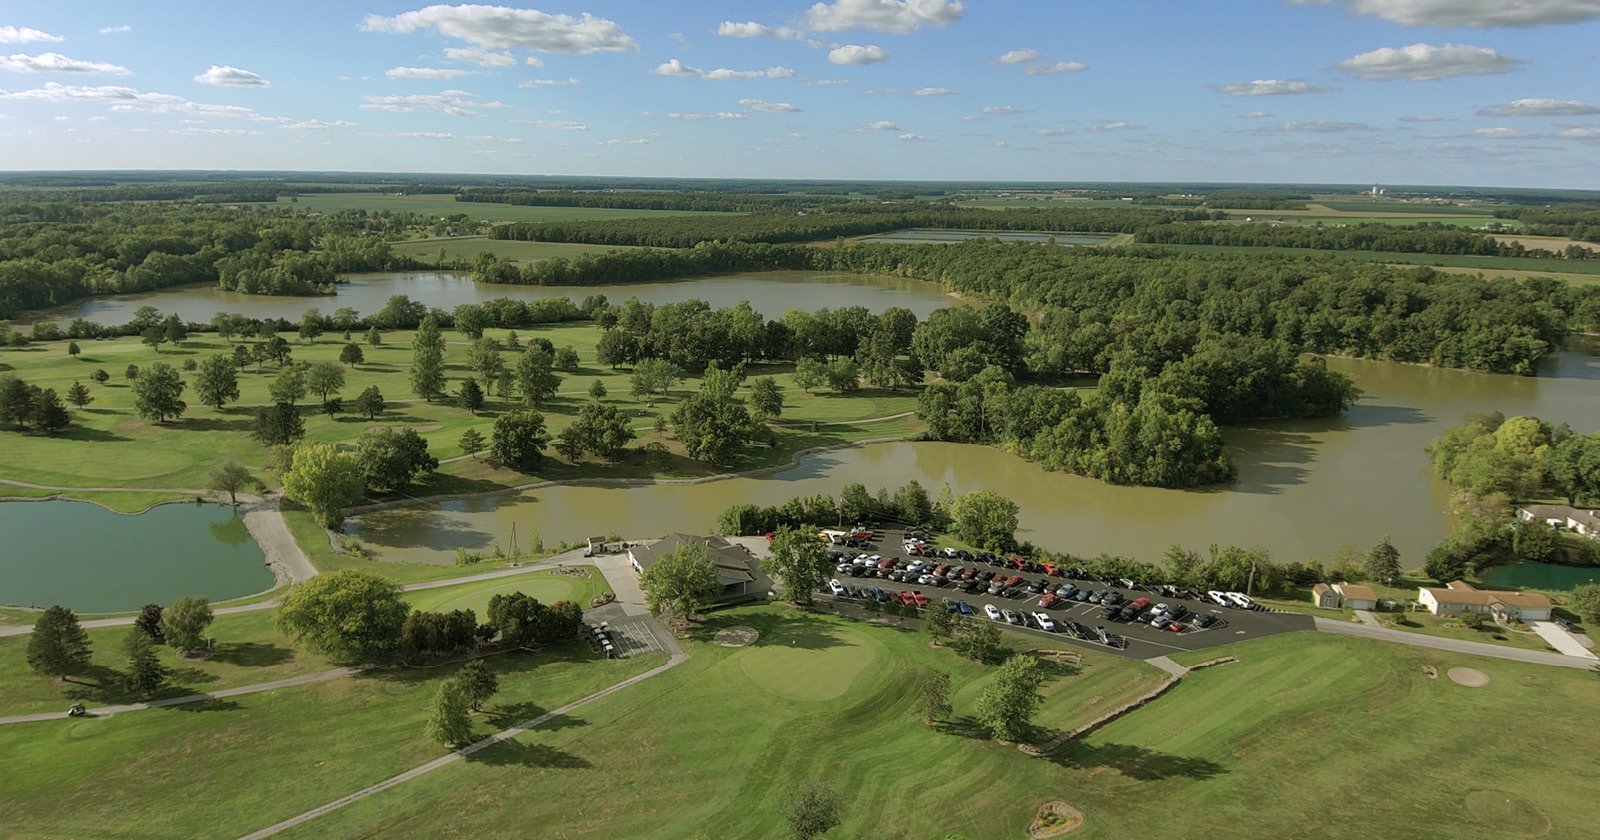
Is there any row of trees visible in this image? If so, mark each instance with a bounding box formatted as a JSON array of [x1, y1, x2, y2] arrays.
[[0, 374, 72, 433], [26, 597, 215, 696], [1136, 220, 1597, 259]]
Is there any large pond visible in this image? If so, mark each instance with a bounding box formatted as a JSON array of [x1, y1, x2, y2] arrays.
[[350, 350, 1600, 569], [1480, 561, 1600, 592], [0, 501, 274, 613], [38, 271, 965, 327]]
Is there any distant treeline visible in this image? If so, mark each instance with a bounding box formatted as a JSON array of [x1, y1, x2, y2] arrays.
[[1201, 189, 1313, 210], [1137, 220, 1599, 259], [1493, 204, 1600, 244], [456, 188, 857, 213]]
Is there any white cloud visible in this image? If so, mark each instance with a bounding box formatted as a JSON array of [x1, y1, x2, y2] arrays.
[[1556, 126, 1600, 140], [444, 46, 515, 67], [518, 76, 580, 87], [738, 98, 801, 112], [861, 87, 898, 95], [363, 5, 637, 53], [1472, 126, 1538, 138], [981, 105, 1018, 115], [802, 78, 851, 87], [863, 119, 899, 130], [1241, 110, 1274, 118], [1260, 120, 1375, 132], [599, 137, 649, 145], [524, 55, 543, 67], [666, 111, 747, 120], [1477, 97, 1600, 116], [828, 44, 889, 65], [396, 131, 455, 139], [704, 66, 795, 80], [910, 86, 952, 96], [97, 25, 132, 35], [897, 132, 930, 141], [386, 66, 474, 80], [284, 119, 355, 129], [806, 0, 964, 33], [360, 89, 504, 116], [511, 118, 588, 130], [1335, 43, 1522, 81], [1215, 78, 1334, 96], [1, 52, 131, 75], [997, 48, 1044, 65], [1024, 61, 1087, 75], [1089, 121, 1139, 131], [0, 82, 262, 119], [1035, 127, 1072, 136], [169, 127, 259, 136], [1399, 113, 1444, 121], [194, 65, 271, 87], [0, 26, 62, 44], [717, 21, 771, 37], [652, 58, 702, 76], [1288, 0, 1600, 28]]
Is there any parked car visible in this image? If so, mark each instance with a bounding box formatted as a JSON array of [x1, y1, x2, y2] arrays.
[[1066, 621, 1092, 639], [870, 587, 889, 603], [828, 579, 846, 596], [1001, 609, 1023, 626], [1103, 591, 1125, 606], [987, 581, 1006, 596], [957, 600, 975, 616], [1129, 597, 1150, 611], [1103, 607, 1123, 622], [1151, 616, 1172, 630], [911, 592, 930, 608], [983, 603, 1003, 621], [941, 596, 958, 613], [1032, 612, 1057, 632], [1167, 604, 1189, 620], [1226, 592, 1255, 609], [1164, 621, 1186, 633], [960, 579, 980, 593], [1039, 593, 1061, 609], [976, 569, 996, 582], [1027, 579, 1047, 594], [961, 567, 979, 580], [1192, 613, 1218, 628], [1207, 590, 1231, 607]]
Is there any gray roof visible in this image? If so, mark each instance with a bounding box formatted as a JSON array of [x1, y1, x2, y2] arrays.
[[631, 533, 754, 582]]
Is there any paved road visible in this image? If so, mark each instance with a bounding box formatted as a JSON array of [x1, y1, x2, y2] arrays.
[[0, 667, 357, 726], [0, 477, 208, 494], [240, 494, 319, 585], [237, 643, 688, 840], [1314, 617, 1596, 669], [1144, 656, 1189, 678]]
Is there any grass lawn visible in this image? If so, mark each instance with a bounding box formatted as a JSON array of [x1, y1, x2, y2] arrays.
[[272, 605, 1165, 840], [283, 193, 738, 224], [1376, 610, 1557, 653], [0, 324, 923, 504], [389, 235, 641, 267], [0, 609, 330, 717], [0, 643, 661, 839], [404, 566, 611, 615]]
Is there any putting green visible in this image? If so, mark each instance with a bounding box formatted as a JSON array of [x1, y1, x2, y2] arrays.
[[737, 630, 879, 702], [406, 576, 587, 617]]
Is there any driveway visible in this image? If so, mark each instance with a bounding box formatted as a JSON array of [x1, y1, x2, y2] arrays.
[[590, 552, 650, 617], [1528, 620, 1598, 659]]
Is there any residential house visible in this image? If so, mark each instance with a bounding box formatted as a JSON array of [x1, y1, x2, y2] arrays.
[[1417, 580, 1553, 623], [1332, 583, 1378, 611], [1517, 504, 1600, 541]]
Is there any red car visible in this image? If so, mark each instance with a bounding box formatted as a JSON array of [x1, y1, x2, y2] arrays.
[[1039, 593, 1061, 609], [1005, 574, 1024, 588], [1129, 597, 1150, 611], [877, 557, 895, 570], [961, 567, 978, 580], [911, 592, 930, 607], [898, 591, 917, 606], [1164, 622, 1186, 633], [933, 564, 951, 578], [1008, 557, 1026, 571], [1041, 561, 1058, 576]]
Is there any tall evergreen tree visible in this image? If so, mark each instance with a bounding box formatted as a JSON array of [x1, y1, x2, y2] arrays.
[[26, 606, 91, 680], [410, 316, 447, 402], [122, 627, 167, 695]]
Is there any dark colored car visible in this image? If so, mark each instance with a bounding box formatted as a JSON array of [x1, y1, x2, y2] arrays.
[[1167, 604, 1189, 620], [1027, 579, 1047, 594], [1103, 591, 1125, 606], [977, 570, 996, 582], [1192, 613, 1218, 628]]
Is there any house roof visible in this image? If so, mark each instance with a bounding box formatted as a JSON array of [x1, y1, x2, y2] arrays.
[[1422, 586, 1551, 609], [1490, 591, 1552, 609], [1334, 583, 1378, 602], [1518, 504, 1600, 531], [1311, 583, 1332, 595], [630, 533, 753, 581], [1424, 587, 1494, 606]]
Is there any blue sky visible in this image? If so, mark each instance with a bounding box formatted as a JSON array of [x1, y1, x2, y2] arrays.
[[1, 0, 1598, 187]]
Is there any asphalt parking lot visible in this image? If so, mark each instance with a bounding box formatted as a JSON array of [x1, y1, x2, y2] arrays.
[[820, 527, 1313, 660]]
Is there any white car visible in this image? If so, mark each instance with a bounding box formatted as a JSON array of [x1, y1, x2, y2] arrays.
[[1207, 590, 1230, 606], [1033, 612, 1057, 632], [983, 603, 1003, 621], [836, 563, 852, 574], [828, 579, 847, 596], [1226, 592, 1254, 609], [918, 574, 937, 586]]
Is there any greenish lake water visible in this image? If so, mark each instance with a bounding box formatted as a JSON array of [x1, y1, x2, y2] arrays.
[[1480, 561, 1600, 592], [0, 501, 274, 613]]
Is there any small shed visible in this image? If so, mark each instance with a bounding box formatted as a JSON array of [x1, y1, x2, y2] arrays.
[[1311, 583, 1340, 609]]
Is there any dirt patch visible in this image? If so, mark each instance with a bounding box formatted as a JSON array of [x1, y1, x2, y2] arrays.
[[1464, 790, 1550, 837], [1422, 665, 1438, 679], [363, 424, 442, 434], [714, 626, 759, 647], [1448, 667, 1490, 687], [1029, 801, 1084, 838]]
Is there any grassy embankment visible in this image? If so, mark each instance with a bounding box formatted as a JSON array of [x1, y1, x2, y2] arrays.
[[0, 568, 609, 716], [0, 605, 1159, 838], [0, 324, 924, 513]]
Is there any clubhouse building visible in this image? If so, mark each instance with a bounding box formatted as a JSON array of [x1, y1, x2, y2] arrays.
[[628, 533, 771, 602]]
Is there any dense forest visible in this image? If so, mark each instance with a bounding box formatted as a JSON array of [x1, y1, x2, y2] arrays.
[[456, 188, 858, 214], [1137, 220, 1597, 259]]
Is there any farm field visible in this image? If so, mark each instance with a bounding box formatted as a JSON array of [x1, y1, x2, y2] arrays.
[[282, 193, 738, 223], [389, 236, 640, 266]]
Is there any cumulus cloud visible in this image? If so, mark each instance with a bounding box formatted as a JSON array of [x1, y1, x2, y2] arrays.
[[980, 105, 1019, 115], [396, 131, 455, 139], [1241, 110, 1274, 118], [193, 65, 272, 87], [1399, 113, 1445, 121], [0, 81, 263, 119], [1335, 43, 1522, 81], [806, 0, 963, 32], [666, 111, 747, 120], [1556, 126, 1600, 140], [717, 21, 770, 37], [1089, 121, 1139, 131], [997, 48, 1044, 65], [97, 25, 132, 35], [828, 44, 889, 65], [518, 76, 580, 87], [863, 119, 899, 130], [363, 4, 637, 53], [739, 98, 801, 112], [385, 66, 474, 80], [1259, 120, 1375, 132], [651, 58, 702, 76], [511, 118, 588, 130], [1215, 78, 1334, 96], [1477, 97, 1600, 116], [444, 46, 515, 67], [1472, 126, 1537, 138], [169, 126, 260, 136], [910, 86, 952, 96], [1287, 0, 1600, 28], [360, 89, 506, 116], [897, 132, 930, 141], [1035, 127, 1072, 137], [1, 52, 132, 74], [599, 137, 649, 145], [654, 59, 792, 79], [284, 119, 355, 129], [0, 26, 62, 44], [1025, 61, 1087, 75]]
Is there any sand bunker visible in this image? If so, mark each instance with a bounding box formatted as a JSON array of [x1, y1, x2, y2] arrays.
[[714, 626, 759, 647], [1448, 667, 1490, 687], [1029, 801, 1084, 838]]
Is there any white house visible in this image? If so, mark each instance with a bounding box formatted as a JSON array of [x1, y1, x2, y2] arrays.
[[1517, 504, 1600, 540], [1418, 581, 1553, 623]]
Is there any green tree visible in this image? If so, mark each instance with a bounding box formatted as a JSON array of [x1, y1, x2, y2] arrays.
[[915, 668, 952, 724], [33, 388, 70, 434], [252, 402, 305, 446], [459, 427, 485, 458], [554, 346, 580, 371], [208, 461, 258, 505], [629, 358, 683, 399], [783, 780, 843, 840], [456, 659, 499, 712], [306, 361, 346, 404], [975, 653, 1045, 742], [793, 357, 826, 394], [26, 606, 91, 680], [298, 308, 324, 343], [161, 595, 214, 654], [490, 410, 549, 470], [64, 380, 92, 409], [163, 314, 186, 346], [952, 616, 1002, 663], [762, 526, 829, 606], [270, 364, 308, 406], [1511, 518, 1559, 562], [366, 325, 383, 346], [824, 358, 861, 394], [453, 303, 488, 339], [131, 361, 187, 423], [67, 340, 80, 359], [233, 344, 251, 370], [514, 346, 561, 407], [465, 336, 505, 383], [355, 385, 386, 420], [134, 603, 164, 644], [922, 602, 954, 642], [195, 354, 241, 409], [951, 490, 1021, 550], [0, 375, 32, 428], [1366, 538, 1402, 586], [122, 627, 167, 695], [355, 427, 439, 492], [588, 379, 608, 401], [426, 678, 474, 746], [282, 442, 364, 527], [458, 376, 485, 414], [639, 541, 721, 622], [124, 363, 138, 381], [670, 391, 765, 466], [276, 569, 410, 663], [410, 315, 447, 402], [340, 342, 365, 367], [90, 368, 109, 385], [555, 401, 635, 461], [1568, 583, 1600, 626], [749, 376, 785, 420]]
